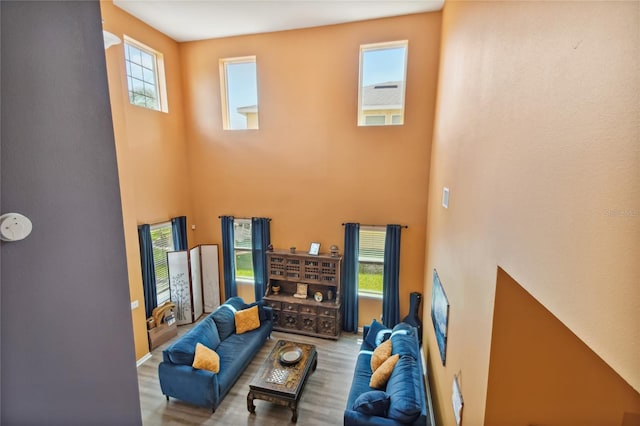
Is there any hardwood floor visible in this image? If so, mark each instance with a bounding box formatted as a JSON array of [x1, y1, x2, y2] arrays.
[[137, 320, 362, 425]]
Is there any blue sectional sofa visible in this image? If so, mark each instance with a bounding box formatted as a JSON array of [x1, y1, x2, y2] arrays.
[[344, 321, 435, 426], [159, 297, 273, 411]]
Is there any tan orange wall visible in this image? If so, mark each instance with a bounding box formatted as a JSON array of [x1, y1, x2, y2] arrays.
[[425, 1, 639, 424], [101, 1, 193, 360], [180, 13, 441, 320], [485, 268, 640, 425]]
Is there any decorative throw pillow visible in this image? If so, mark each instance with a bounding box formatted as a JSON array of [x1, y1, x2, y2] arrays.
[[364, 319, 391, 349], [369, 354, 400, 389], [370, 339, 392, 372], [192, 343, 220, 373], [352, 390, 390, 416], [234, 305, 260, 334]]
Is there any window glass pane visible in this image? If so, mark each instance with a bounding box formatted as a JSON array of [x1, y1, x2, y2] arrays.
[[364, 115, 386, 125], [358, 41, 408, 127], [358, 228, 385, 294], [221, 57, 259, 130], [391, 114, 402, 125], [233, 219, 254, 282], [124, 38, 163, 112], [150, 222, 174, 305]]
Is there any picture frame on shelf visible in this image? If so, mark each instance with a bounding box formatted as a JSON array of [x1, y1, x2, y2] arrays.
[[308, 242, 320, 255]]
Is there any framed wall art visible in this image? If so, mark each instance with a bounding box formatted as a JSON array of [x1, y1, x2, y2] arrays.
[[431, 269, 450, 365]]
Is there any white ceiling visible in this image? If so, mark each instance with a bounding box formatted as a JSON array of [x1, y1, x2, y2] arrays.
[[113, 0, 444, 42]]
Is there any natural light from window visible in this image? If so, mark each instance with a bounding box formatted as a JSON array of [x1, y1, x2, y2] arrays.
[[234, 219, 254, 283], [220, 56, 259, 130], [150, 222, 174, 305], [358, 41, 408, 126], [358, 227, 386, 295], [123, 36, 168, 112]]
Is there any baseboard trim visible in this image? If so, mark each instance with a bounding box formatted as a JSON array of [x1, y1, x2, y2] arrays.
[[136, 352, 152, 368]]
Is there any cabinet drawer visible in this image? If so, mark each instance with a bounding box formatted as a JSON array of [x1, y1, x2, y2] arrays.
[[280, 311, 299, 330], [298, 304, 316, 315], [265, 300, 281, 310], [317, 316, 337, 336], [282, 302, 298, 312], [300, 314, 316, 333], [318, 307, 337, 318]]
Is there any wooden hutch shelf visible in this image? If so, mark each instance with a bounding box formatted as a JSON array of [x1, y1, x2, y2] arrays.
[[263, 250, 342, 340]]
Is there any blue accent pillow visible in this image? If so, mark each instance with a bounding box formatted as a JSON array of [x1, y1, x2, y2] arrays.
[[365, 320, 391, 348], [352, 390, 390, 416], [212, 304, 236, 340]]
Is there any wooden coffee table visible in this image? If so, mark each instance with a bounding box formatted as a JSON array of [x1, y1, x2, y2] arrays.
[[247, 339, 317, 422]]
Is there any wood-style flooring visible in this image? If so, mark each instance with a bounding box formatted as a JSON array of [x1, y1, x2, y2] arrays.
[[137, 320, 362, 425]]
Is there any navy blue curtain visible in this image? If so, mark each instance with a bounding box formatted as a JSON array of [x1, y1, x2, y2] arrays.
[[342, 223, 360, 333], [382, 224, 402, 328], [171, 216, 188, 250], [221, 216, 237, 299], [138, 224, 157, 319], [251, 217, 271, 302]]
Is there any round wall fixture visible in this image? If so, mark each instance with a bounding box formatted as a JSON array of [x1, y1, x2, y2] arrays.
[[0, 213, 33, 242]]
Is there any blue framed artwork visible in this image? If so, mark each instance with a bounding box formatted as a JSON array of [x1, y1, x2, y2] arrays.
[[431, 269, 450, 365]]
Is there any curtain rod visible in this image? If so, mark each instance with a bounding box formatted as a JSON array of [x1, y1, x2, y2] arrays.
[[341, 223, 408, 229], [218, 216, 271, 221]]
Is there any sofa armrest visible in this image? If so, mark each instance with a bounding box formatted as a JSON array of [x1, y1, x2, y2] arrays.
[[158, 362, 220, 409], [263, 305, 274, 323]]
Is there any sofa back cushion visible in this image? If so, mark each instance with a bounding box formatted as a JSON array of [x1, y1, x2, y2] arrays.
[[164, 317, 220, 365], [212, 304, 237, 340], [391, 332, 420, 361], [386, 356, 423, 423]]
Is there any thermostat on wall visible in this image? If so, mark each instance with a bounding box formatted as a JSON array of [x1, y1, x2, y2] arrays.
[[0, 213, 33, 242]]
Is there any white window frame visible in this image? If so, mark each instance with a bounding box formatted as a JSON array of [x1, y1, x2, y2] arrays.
[[357, 40, 408, 127], [123, 35, 168, 113], [150, 221, 174, 305], [233, 218, 255, 284], [358, 226, 386, 298], [219, 56, 259, 130]]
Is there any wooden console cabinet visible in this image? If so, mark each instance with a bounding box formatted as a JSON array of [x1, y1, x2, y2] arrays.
[[263, 250, 342, 340]]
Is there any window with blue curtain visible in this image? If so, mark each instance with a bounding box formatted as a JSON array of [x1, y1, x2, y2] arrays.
[[342, 223, 360, 333], [251, 217, 271, 302], [220, 216, 237, 299], [382, 224, 402, 328]]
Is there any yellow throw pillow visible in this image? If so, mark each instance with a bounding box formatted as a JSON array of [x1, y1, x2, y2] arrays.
[[370, 339, 392, 372], [192, 343, 220, 373], [234, 305, 260, 334], [369, 354, 400, 389]]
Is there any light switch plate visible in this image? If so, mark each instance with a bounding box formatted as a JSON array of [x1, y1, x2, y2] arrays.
[[442, 187, 450, 209]]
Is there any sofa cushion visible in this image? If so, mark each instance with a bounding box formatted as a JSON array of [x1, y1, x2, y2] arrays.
[[386, 356, 423, 423], [352, 390, 390, 416], [212, 304, 236, 340], [391, 322, 414, 336], [235, 305, 260, 334], [371, 339, 392, 372], [391, 332, 421, 361], [192, 342, 220, 373], [364, 319, 392, 349], [370, 354, 399, 389], [165, 317, 220, 365]]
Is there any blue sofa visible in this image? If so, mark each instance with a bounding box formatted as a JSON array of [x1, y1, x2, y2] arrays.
[[159, 297, 273, 411], [344, 321, 434, 426]]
